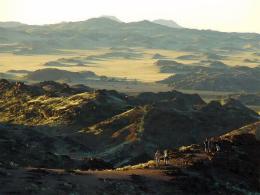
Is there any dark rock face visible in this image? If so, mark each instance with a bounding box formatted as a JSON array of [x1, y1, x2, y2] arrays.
[[0, 124, 112, 170]]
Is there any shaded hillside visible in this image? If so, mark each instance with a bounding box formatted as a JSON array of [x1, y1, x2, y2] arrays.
[[23, 68, 135, 84], [25, 68, 97, 82], [158, 60, 260, 92], [0, 123, 112, 170]]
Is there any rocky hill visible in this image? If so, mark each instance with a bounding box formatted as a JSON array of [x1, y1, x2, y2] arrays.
[[86, 98, 258, 166], [158, 60, 260, 92], [25, 68, 98, 82], [0, 79, 258, 168]]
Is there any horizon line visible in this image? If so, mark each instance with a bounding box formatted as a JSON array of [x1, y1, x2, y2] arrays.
[[0, 16, 259, 35]]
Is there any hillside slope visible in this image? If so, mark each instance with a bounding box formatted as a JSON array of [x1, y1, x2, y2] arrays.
[[0, 122, 259, 194], [0, 79, 258, 167], [158, 60, 260, 92]]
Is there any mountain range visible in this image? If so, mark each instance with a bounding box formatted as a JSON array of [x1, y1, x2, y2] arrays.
[[0, 17, 183, 29], [0, 17, 259, 54]]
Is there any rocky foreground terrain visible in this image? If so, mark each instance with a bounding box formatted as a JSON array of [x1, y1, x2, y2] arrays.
[[0, 79, 259, 194], [0, 121, 259, 194]]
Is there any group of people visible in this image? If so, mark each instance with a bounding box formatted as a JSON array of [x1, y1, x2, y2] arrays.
[[204, 137, 221, 154], [154, 137, 221, 167], [154, 149, 169, 166]]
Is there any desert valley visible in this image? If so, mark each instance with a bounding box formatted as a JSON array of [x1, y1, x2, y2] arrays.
[[0, 7, 260, 195]]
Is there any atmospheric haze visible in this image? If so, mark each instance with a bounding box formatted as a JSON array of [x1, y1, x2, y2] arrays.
[[0, 0, 260, 33]]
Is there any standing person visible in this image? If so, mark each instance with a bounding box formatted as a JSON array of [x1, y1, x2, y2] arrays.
[[204, 138, 208, 153], [164, 149, 169, 165], [154, 150, 161, 167], [216, 144, 220, 152], [208, 139, 212, 153], [208, 138, 214, 153]]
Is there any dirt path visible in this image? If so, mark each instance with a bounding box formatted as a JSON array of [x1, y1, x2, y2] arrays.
[[0, 167, 175, 194], [26, 167, 173, 181]]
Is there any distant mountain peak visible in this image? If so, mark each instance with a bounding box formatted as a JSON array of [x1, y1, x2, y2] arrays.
[[99, 15, 122, 23], [153, 19, 183, 29]]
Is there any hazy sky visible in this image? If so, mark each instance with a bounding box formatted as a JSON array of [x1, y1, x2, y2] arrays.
[[1, 0, 260, 33]]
